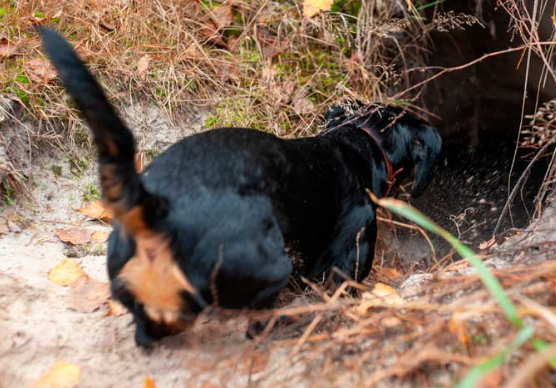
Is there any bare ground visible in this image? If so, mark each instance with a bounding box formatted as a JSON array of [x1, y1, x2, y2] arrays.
[[2, 106, 556, 388]]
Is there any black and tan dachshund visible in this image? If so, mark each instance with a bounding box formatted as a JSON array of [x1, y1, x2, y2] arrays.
[[39, 28, 442, 348]]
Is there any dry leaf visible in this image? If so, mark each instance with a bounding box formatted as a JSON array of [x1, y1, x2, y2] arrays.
[[367, 283, 404, 305], [25, 15, 48, 26], [54, 228, 93, 245], [256, 25, 284, 59], [33, 360, 81, 388], [356, 283, 403, 314], [99, 19, 116, 31], [137, 55, 151, 76], [376, 267, 403, 281], [184, 44, 203, 58], [277, 81, 295, 103], [211, 5, 233, 29], [49, 259, 86, 286], [99, 10, 118, 31], [200, 19, 227, 47], [144, 377, 157, 388], [221, 61, 240, 83], [66, 276, 110, 313], [0, 40, 20, 59], [105, 299, 128, 316], [26, 58, 57, 83], [77, 200, 113, 223], [91, 230, 110, 243], [448, 311, 469, 345], [303, 0, 333, 18], [292, 90, 314, 114]]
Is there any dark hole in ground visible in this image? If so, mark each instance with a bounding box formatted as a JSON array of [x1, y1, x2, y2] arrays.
[[378, 0, 556, 271], [385, 134, 551, 270]]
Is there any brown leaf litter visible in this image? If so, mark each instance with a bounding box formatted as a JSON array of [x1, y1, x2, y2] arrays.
[[54, 228, 93, 245], [76, 201, 113, 223], [25, 58, 57, 83], [0, 38, 20, 59], [66, 276, 110, 313]]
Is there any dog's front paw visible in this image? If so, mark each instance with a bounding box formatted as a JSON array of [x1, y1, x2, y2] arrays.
[[134, 324, 156, 350]]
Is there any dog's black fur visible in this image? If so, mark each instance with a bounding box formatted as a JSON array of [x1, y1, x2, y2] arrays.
[[39, 28, 442, 348]]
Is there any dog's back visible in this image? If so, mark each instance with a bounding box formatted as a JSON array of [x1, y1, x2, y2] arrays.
[[40, 28, 440, 347]]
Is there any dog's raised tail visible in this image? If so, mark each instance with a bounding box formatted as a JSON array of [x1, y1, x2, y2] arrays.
[[39, 27, 166, 235]]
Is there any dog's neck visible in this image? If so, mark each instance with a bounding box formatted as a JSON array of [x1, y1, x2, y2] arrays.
[[322, 124, 411, 197], [355, 124, 409, 196]]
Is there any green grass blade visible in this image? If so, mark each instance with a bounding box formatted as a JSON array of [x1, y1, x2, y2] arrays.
[[532, 338, 556, 368], [453, 326, 534, 388], [416, 0, 446, 11]]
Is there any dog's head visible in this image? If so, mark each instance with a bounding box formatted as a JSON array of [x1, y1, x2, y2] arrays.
[[325, 104, 442, 197], [383, 109, 442, 197]]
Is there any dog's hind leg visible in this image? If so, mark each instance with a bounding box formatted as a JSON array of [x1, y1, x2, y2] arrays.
[[244, 254, 292, 339], [245, 277, 292, 339]]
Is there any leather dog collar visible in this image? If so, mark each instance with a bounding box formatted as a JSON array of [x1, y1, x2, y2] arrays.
[[356, 124, 403, 197]]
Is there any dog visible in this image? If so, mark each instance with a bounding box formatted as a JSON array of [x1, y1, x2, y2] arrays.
[[39, 27, 442, 348]]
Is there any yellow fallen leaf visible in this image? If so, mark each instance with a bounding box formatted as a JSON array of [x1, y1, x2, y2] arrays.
[[144, 377, 157, 388], [367, 283, 403, 304], [77, 200, 113, 223], [48, 259, 86, 286], [356, 283, 403, 314], [33, 360, 81, 388], [303, 0, 333, 18]]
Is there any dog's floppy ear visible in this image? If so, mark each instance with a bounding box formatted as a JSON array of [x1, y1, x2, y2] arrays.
[[409, 125, 442, 198]]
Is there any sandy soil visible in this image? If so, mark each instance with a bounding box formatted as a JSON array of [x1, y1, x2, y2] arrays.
[[2, 102, 555, 388]]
